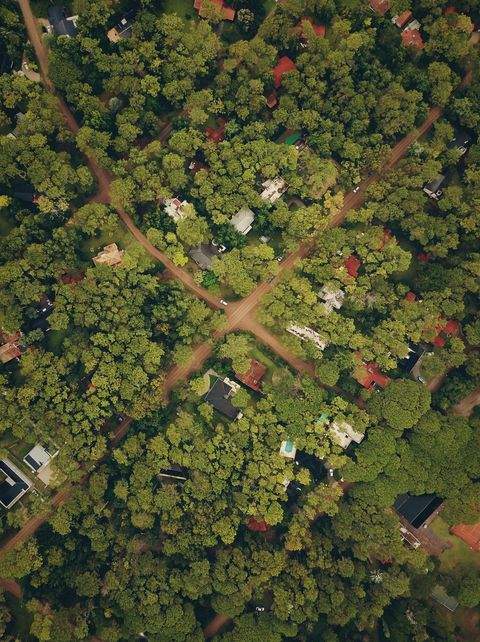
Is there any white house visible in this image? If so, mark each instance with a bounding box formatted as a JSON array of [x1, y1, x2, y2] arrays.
[[164, 198, 190, 222], [287, 325, 327, 350], [329, 420, 364, 449], [260, 178, 287, 203], [230, 206, 255, 235], [319, 286, 345, 313]]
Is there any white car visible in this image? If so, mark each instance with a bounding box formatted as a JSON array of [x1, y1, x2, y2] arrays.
[[220, 299, 228, 306]]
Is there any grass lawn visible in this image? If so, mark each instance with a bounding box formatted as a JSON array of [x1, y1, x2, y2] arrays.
[[78, 223, 154, 269], [430, 517, 480, 573], [162, 0, 195, 19]]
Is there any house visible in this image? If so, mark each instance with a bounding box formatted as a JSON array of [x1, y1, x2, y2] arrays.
[[230, 206, 255, 235], [0, 330, 22, 364], [287, 325, 327, 350], [272, 56, 296, 89], [206, 118, 227, 143], [189, 243, 223, 270], [23, 444, 59, 485], [60, 270, 84, 285], [164, 198, 190, 222], [451, 523, 480, 551], [353, 360, 390, 390], [344, 255, 362, 278], [92, 243, 124, 267], [158, 465, 188, 482], [47, 6, 78, 37], [295, 17, 326, 45], [0, 459, 32, 509], [394, 493, 443, 529], [401, 25, 424, 49], [260, 178, 287, 203], [430, 319, 460, 348], [369, 0, 390, 16], [284, 131, 303, 147], [329, 420, 364, 449], [392, 10, 413, 28], [266, 91, 278, 109], [194, 0, 235, 21], [449, 130, 472, 156], [204, 376, 242, 420], [235, 359, 267, 392], [423, 174, 446, 199], [432, 585, 459, 612], [397, 343, 427, 376], [279, 440, 297, 459], [319, 286, 345, 313], [189, 160, 208, 174], [247, 517, 269, 532], [107, 13, 134, 42]]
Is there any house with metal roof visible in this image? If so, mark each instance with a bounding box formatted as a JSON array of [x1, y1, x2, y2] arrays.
[[0, 459, 32, 509], [394, 493, 443, 529], [230, 207, 255, 235]]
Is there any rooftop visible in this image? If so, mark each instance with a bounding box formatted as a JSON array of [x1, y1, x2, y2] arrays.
[[353, 358, 390, 390], [369, 0, 390, 15], [344, 255, 361, 278], [230, 206, 255, 235], [194, 0, 235, 21], [394, 493, 442, 529], [296, 17, 326, 39], [92, 243, 124, 267], [235, 359, 267, 392], [401, 28, 424, 49], [272, 56, 296, 89], [260, 177, 287, 203], [329, 420, 364, 449], [107, 12, 134, 42], [0, 459, 32, 509], [189, 243, 221, 270], [204, 377, 240, 420], [47, 6, 78, 37]]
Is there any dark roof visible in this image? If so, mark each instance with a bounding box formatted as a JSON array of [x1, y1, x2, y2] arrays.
[[204, 378, 239, 419], [424, 174, 446, 194], [189, 244, 220, 269], [394, 493, 442, 528], [0, 460, 31, 509], [397, 344, 426, 374], [48, 6, 77, 37], [449, 130, 473, 152], [24, 454, 41, 471]]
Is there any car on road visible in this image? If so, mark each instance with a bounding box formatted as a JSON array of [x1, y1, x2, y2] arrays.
[[353, 186, 360, 193]]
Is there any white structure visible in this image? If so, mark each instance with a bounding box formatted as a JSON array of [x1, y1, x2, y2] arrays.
[[164, 198, 190, 222], [92, 243, 124, 267], [319, 286, 345, 313], [287, 325, 327, 350], [230, 206, 255, 235], [260, 178, 287, 203], [329, 420, 364, 449], [23, 444, 59, 486], [403, 18, 421, 31], [279, 440, 297, 459]]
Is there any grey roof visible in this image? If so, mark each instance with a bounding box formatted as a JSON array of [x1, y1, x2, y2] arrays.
[[48, 6, 77, 36], [424, 174, 446, 194], [394, 493, 442, 528], [189, 244, 220, 270], [204, 378, 239, 419], [0, 459, 31, 509], [449, 130, 472, 152]]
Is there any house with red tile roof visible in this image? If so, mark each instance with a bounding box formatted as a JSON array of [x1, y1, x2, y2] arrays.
[[206, 118, 227, 143], [404, 291, 417, 302], [272, 56, 296, 89], [194, 0, 235, 21], [451, 523, 480, 551], [235, 359, 267, 392], [402, 28, 424, 49], [393, 10, 413, 28], [432, 319, 460, 347], [353, 357, 391, 390], [247, 517, 269, 532], [0, 330, 22, 364], [296, 17, 326, 41], [369, 0, 390, 16], [344, 255, 362, 278]]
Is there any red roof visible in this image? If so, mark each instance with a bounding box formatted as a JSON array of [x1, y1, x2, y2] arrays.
[[402, 29, 424, 49], [266, 91, 278, 108], [297, 17, 326, 38], [354, 361, 391, 390], [272, 56, 296, 89], [432, 319, 460, 347], [405, 291, 416, 302], [247, 517, 269, 532], [444, 320, 460, 335], [417, 252, 431, 263], [344, 255, 361, 278], [194, 0, 235, 21], [394, 10, 413, 28], [444, 6, 458, 14], [236, 359, 267, 392], [369, 0, 390, 16], [60, 271, 84, 285], [451, 523, 480, 550], [206, 118, 227, 143]]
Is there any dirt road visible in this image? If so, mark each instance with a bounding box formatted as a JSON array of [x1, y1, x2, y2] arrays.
[[451, 387, 480, 418], [203, 613, 232, 639]]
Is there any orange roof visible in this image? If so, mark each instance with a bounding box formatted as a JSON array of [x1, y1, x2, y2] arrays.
[[194, 0, 235, 21], [395, 10, 413, 28], [402, 29, 424, 49], [344, 255, 361, 278], [404, 291, 416, 302], [354, 360, 391, 390], [266, 91, 278, 108], [272, 56, 296, 89], [236, 359, 267, 392], [369, 0, 390, 16], [432, 319, 460, 347], [0, 342, 21, 364], [247, 517, 269, 532], [451, 523, 480, 550], [297, 17, 326, 38]]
